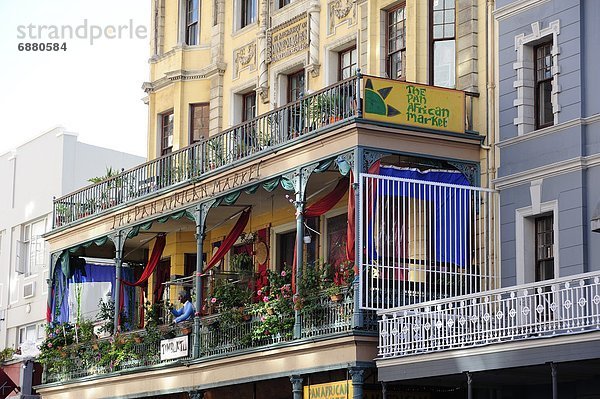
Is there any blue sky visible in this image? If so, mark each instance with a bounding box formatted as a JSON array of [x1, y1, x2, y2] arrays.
[[0, 0, 150, 157]]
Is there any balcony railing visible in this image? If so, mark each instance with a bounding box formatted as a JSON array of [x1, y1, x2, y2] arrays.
[[52, 77, 360, 228], [377, 271, 600, 359], [52, 76, 481, 229], [359, 174, 499, 311], [42, 290, 376, 384]]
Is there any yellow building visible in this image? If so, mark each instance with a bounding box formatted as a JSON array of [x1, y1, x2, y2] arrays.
[[38, 1, 497, 398]]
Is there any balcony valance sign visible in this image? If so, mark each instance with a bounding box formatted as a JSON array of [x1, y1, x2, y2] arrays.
[[366, 166, 472, 270], [363, 76, 466, 134]]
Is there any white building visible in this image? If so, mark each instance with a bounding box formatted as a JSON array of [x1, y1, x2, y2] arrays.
[[0, 127, 145, 352]]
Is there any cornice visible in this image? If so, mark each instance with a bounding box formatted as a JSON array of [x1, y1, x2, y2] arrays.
[[493, 0, 551, 21], [142, 63, 228, 93]]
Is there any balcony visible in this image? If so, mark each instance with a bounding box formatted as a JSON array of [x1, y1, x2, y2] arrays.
[[52, 76, 480, 229], [41, 287, 376, 385], [377, 271, 600, 359]]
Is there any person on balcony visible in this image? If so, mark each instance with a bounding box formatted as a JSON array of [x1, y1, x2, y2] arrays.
[[170, 290, 195, 323]]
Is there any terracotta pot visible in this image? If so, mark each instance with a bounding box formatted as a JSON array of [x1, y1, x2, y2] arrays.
[[330, 294, 343, 302]]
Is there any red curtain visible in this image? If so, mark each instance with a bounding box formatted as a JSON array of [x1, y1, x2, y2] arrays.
[[121, 235, 167, 287], [346, 160, 380, 270], [205, 209, 251, 272], [292, 177, 349, 290]]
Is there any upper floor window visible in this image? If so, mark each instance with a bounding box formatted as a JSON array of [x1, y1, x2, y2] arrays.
[[288, 70, 305, 103], [242, 92, 257, 122], [339, 47, 357, 80], [186, 0, 199, 45], [279, 0, 291, 8], [17, 219, 46, 276], [535, 41, 553, 129], [387, 4, 406, 80], [535, 214, 554, 281], [431, 0, 455, 88], [161, 111, 174, 155], [240, 0, 257, 29], [190, 103, 209, 144]]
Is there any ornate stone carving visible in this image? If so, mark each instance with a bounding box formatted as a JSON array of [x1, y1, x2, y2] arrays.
[[328, 0, 356, 34], [233, 42, 257, 79]]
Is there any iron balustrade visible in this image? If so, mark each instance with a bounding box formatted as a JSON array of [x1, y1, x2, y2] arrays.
[[52, 76, 480, 229], [377, 271, 600, 359], [359, 174, 499, 311]]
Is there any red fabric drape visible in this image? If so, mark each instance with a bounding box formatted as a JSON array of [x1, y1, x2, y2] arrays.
[[122, 235, 167, 286], [292, 177, 349, 290], [205, 209, 251, 272], [346, 161, 380, 270]]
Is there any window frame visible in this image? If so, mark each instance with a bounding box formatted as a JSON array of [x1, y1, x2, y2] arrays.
[[240, 0, 257, 29], [242, 92, 257, 122], [189, 103, 210, 145], [386, 3, 407, 80], [430, 0, 456, 88], [534, 214, 554, 282], [287, 70, 305, 103], [160, 111, 174, 156], [338, 46, 358, 81], [18, 219, 45, 276], [185, 0, 200, 45], [278, 0, 291, 9], [534, 41, 554, 130]]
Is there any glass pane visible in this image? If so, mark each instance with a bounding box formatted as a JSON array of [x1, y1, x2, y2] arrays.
[[434, 10, 444, 24], [445, 9, 455, 23], [433, 40, 455, 88], [444, 24, 454, 38], [433, 0, 443, 11], [538, 81, 553, 126], [445, 0, 455, 9], [433, 25, 444, 39]]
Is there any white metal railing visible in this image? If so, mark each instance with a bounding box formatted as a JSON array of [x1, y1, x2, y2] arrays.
[[378, 271, 600, 359], [359, 174, 499, 310]]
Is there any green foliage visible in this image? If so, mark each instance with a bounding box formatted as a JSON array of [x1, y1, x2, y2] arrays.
[[97, 298, 129, 335], [229, 253, 253, 273], [210, 281, 253, 309], [88, 167, 120, 184], [0, 348, 15, 364]]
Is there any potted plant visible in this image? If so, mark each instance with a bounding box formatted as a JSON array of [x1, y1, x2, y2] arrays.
[[325, 284, 343, 302], [230, 252, 253, 273]]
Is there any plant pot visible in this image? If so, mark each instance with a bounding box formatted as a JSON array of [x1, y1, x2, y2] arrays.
[[180, 327, 192, 335], [133, 337, 143, 343], [330, 294, 343, 302]]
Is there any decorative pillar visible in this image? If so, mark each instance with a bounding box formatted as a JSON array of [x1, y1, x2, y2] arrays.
[[177, 0, 186, 46], [256, 0, 269, 103], [193, 201, 214, 358], [381, 381, 387, 399], [551, 363, 558, 399], [108, 230, 128, 333], [307, 0, 321, 78], [349, 367, 366, 399], [466, 372, 473, 399], [290, 375, 303, 399]]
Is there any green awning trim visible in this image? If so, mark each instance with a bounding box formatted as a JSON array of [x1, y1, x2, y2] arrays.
[[314, 159, 333, 173], [280, 176, 295, 191], [262, 178, 280, 192]]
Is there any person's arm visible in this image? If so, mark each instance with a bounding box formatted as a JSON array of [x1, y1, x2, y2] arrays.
[[171, 306, 183, 317], [174, 301, 195, 322]]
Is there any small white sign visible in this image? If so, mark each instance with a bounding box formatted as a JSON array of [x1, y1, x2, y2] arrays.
[[160, 336, 189, 361]]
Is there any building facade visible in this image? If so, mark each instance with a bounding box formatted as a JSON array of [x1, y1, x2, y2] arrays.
[[0, 128, 144, 396], [377, 1, 600, 398], [35, 1, 495, 398]]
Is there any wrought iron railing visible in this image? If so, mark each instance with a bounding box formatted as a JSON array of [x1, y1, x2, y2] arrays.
[[52, 77, 360, 228], [42, 291, 376, 384], [377, 271, 600, 359], [359, 174, 499, 311]]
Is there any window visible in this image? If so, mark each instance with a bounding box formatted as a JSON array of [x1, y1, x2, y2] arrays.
[[535, 215, 554, 281], [186, 0, 199, 45], [431, 0, 455, 88], [17, 219, 45, 276], [288, 70, 305, 103], [160, 111, 174, 155], [190, 103, 209, 144], [387, 4, 406, 80], [240, 0, 256, 29], [535, 42, 553, 129], [327, 214, 347, 269], [339, 47, 357, 80], [277, 231, 296, 272], [278, 0, 291, 8], [242, 92, 256, 122], [19, 324, 38, 345]]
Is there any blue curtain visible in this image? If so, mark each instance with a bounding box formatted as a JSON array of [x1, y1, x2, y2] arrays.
[[368, 166, 472, 268], [51, 261, 134, 326]]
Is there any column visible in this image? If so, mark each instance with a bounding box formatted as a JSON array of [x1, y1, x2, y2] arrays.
[[351, 148, 362, 328], [256, 0, 269, 103], [466, 372, 473, 399], [293, 190, 305, 339], [193, 202, 212, 358], [307, 0, 321, 78], [109, 230, 127, 334], [290, 375, 303, 399], [551, 363, 558, 399], [349, 367, 365, 399]]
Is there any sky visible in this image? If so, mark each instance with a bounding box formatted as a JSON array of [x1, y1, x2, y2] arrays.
[[0, 0, 150, 158]]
